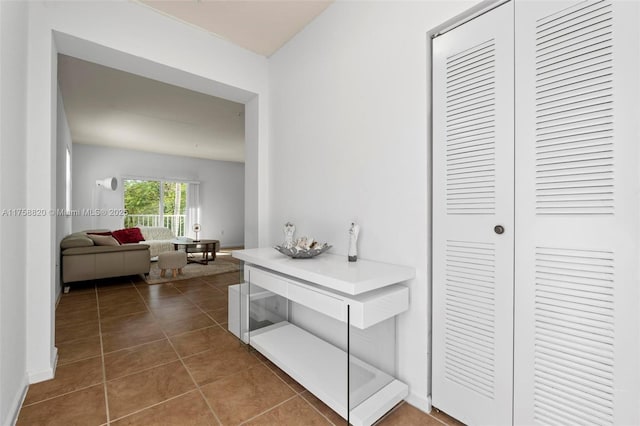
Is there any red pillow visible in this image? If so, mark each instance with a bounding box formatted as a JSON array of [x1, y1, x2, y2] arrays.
[[112, 227, 145, 244]]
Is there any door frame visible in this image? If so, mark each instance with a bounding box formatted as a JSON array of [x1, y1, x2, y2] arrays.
[[25, 18, 268, 384]]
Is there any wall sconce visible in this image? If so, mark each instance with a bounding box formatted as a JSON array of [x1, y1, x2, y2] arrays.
[[96, 177, 118, 191]]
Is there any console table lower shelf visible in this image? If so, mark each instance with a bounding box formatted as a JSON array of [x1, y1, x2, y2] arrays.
[[249, 321, 408, 426]]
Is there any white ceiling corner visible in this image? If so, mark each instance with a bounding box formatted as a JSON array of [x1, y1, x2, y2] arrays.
[[138, 0, 333, 57]]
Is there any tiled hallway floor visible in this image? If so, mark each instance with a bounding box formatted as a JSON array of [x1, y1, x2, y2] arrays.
[[17, 253, 462, 425]]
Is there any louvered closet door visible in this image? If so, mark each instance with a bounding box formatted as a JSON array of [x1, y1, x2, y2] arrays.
[[514, 1, 640, 424], [432, 3, 514, 425]]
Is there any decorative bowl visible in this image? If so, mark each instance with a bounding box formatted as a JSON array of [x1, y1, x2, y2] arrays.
[[274, 243, 332, 259]]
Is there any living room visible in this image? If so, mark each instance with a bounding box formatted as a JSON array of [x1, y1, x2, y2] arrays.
[[54, 54, 246, 299], [58, 52, 245, 238]]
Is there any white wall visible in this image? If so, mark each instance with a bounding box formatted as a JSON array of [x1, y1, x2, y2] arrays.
[[24, 0, 269, 393], [269, 0, 475, 412], [72, 144, 245, 247], [56, 88, 72, 302], [0, 1, 30, 424]]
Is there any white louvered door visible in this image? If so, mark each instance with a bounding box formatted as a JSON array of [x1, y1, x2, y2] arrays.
[[432, 3, 514, 425], [514, 1, 640, 425], [433, 0, 640, 424]]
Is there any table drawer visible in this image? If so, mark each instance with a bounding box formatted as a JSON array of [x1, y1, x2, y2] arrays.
[[246, 266, 287, 298], [287, 284, 345, 322]]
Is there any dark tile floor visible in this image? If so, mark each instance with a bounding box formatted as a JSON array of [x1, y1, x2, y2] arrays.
[[17, 251, 463, 425]]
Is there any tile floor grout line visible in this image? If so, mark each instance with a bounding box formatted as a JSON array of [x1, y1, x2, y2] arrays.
[[177, 274, 341, 424], [148, 276, 284, 425], [189, 384, 223, 426], [429, 415, 452, 426], [132, 284, 224, 426], [296, 392, 341, 426], [57, 355, 102, 369], [130, 324, 227, 362], [97, 307, 151, 323], [238, 393, 300, 425], [106, 389, 199, 423], [173, 286, 227, 317], [223, 328, 340, 424], [104, 357, 182, 384], [101, 336, 167, 356], [156, 312, 219, 337], [201, 356, 265, 383], [24, 275, 235, 424], [20, 379, 104, 408], [428, 409, 456, 426], [96, 282, 113, 425], [98, 291, 203, 353], [257, 354, 306, 396], [38, 271, 440, 425]]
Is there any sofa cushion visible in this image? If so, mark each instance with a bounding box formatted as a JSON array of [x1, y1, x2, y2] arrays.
[[139, 226, 175, 241], [87, 234, 120, 246], [84, 229, 112, 234], [60, 233, 94, 249], [87, 231, 113, 237], [112, 227, 145, 244]]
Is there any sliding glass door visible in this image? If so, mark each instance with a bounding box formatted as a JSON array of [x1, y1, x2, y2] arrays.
[[124, 178, 187, 236]]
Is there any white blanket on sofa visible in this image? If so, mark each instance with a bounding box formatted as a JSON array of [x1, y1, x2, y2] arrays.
[[138, 226, 175, 258]]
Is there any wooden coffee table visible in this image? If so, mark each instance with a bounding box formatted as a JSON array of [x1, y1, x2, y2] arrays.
[[171, 239, 220, 265]]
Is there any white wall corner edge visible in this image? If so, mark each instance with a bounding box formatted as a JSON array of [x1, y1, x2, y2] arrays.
[[27, 346, 58, 384], [7, 374, 29, 426], [406, 392, 432, 414]]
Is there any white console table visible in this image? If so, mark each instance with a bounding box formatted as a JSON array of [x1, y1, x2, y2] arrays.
[[232, 248, 415, 426]]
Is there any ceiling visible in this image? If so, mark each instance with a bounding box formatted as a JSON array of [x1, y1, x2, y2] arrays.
[[138, 0, 333, 57], [58, 55, 246, 162], [58, 1, 333, 163]]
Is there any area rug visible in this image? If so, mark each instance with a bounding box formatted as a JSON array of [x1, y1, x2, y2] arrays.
[[144, 258, 240, 284]]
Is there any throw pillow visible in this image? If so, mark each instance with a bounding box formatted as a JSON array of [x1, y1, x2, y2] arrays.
[[60, 234, 94, 249], [87, 234, 120, 246], [87, 231, 112, 236], [112, 227, 146, 244]]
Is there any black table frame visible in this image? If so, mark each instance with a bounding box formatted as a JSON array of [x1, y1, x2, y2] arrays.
[[172, 240, 219, 265]]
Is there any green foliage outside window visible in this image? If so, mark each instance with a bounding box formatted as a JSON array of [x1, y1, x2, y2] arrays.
[[123, 179, 187, 234], [163, 181, 187, 215], [124, 180, 161, 214]]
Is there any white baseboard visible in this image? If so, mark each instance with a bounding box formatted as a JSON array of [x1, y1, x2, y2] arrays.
[[27, 347, 58, 384], [27, 367, 54, 384], [51, 346, 58, 377], [6, 375, 28, 426], [405, 392, 432, 414]]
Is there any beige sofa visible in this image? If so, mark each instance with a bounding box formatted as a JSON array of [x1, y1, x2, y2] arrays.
[[61, 230, 150, 286]]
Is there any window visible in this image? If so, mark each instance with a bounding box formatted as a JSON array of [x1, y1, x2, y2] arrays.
[[65, 147, 72, 212], [123, 178, 188, 236]]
